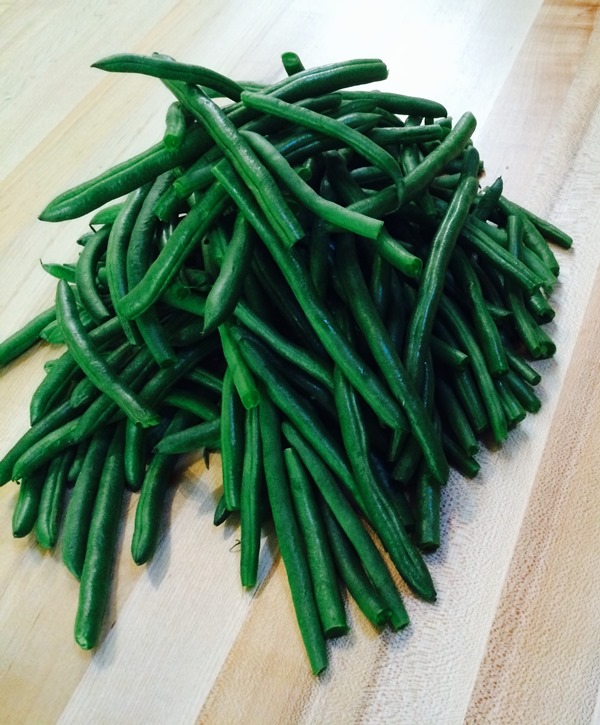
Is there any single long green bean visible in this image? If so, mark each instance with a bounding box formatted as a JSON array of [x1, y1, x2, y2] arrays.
[[55, 280, 160, 428], [203, 214, 256, 333], [0, 306, 56, 368], [75, 227, 111, 323], [240, 405, 263, 588], [75, 424, 126, 649]]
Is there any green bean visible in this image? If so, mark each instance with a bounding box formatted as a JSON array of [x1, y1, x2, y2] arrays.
[[495, 376, 526, 428], [499, 195, 572, 249], [505, 347, 541, 386], [430, 173, 461, 191], [219, 324, 260, 409], [250, 242, 324, 356], [12, 468, 47, 538], [11, 417, 81, 481], [505, 216, 556, 359], [519, 246, 555, 297], [283, 423, 409, 631], [220, 368, 244, 511], [338, 89, 447, 118], [93, 52, 244, 102], [163, 388, 220, 421], [213, 494, 231, 526], [430, 336, 469, 369], [38, 319, 68, 345], [162, 284, 207, 317], [131, 410, 191, 565], [240, 405, 263, 588], [172, 146, 223, 198], [451, 366, 490, 435], [284, 446, 348, 638], [184, 367, 223, 395], [269, 112, 381, 167], [369, 124, 447, 146], [369, 252, 392, 319], [67, 438, 90, 481], [130, 344, 219, 424], [56, 280, 160, 428], [75, 424, 126, 649], [443, 433, 480, 478], [154, 184, 187, 222], [415, 457, 441, 551], [154, 417, 221, 454], [460, 220, 542, 295], [391, 350, 436, 484], [75, 226, 111, 323], [436, 378, 478, 457], [308, 197, 331, 300], [269, 353, 336, 421], [123, 420, 147, 492], [281, 51, 306, 76], [203, 214, 256, 333], [163, 102, 187, 150], [451, 248, 508, 378], [35, 449, 74, 549], [39, 125, 212, 222], [265, 58, 389, 104], [126, 171, 177, 366], [75, 346, 156, 440], [41, 262, 77, 283], [472, 177, 503, 222], [0, 400, 77, 485], [527, 289, 555, 324], [70, 341, 132, 408], [89, 202, 123, 227], [404, 149, 480, 390], [370, 454, 414, 528], [0, 306, 56, 368], [504, 369, 542, 413], [520, 214, 560, 277], [62, 427, 113, 578], [106, 185, 151, 344]]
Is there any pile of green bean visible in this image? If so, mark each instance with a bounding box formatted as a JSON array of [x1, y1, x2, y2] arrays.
[[0, 51, 571, 674]]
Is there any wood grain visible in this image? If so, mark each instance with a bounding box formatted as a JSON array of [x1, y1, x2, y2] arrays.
[[2, 1, 600, 723]]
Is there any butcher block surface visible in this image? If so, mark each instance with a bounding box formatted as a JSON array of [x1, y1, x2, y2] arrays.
[[2, 1, 600, 723]]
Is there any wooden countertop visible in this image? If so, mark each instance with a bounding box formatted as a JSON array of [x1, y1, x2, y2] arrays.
[[2, 1, 600, 722]]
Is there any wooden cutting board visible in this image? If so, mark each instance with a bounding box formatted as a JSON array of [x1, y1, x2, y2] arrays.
[[2, 1, 600, 722]]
